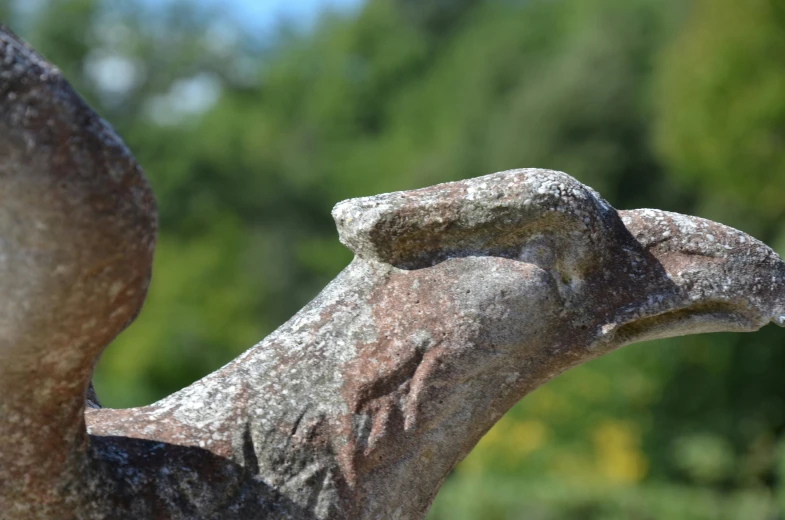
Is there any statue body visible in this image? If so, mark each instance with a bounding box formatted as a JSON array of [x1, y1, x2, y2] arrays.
[[1, 25, 784, 520]]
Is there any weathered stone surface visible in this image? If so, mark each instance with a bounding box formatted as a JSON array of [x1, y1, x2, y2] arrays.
[[2, 24, 784, 520], [0, 24, 155, 519]]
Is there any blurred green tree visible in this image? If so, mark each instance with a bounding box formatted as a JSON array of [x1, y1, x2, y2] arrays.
[[656, 0, 785, 226]]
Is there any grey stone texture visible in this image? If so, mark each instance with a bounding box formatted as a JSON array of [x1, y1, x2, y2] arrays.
[[2, 24, 784, 520]]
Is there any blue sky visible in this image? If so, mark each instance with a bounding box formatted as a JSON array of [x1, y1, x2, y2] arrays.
[[15, 0, 365, 39], [138, 0, 365, 34], [221, 0, 364, 30]]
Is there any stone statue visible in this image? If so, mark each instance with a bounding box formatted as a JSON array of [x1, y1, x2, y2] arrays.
[[1, 25, 783, 520]]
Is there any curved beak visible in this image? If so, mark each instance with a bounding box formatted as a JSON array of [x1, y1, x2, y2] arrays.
[[595, 209, 785, 347]]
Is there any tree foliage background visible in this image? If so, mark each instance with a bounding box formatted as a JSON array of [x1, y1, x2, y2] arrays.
[[3, 0, 785, 517]]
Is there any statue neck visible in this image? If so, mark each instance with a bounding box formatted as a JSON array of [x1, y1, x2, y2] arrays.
[[242, 256, 584, 517]]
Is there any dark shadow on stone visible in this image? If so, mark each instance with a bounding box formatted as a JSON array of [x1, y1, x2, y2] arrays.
[[84, 435, 313, 520]]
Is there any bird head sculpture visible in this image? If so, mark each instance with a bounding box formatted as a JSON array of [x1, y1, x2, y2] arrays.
[[1, 24, 783, 520]]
